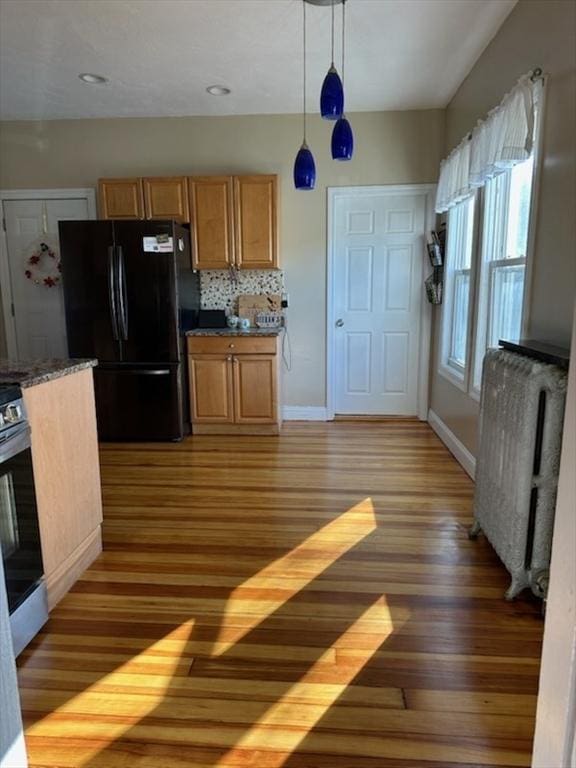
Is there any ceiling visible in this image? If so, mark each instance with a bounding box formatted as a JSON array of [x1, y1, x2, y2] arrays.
[[0, 0, 516, 121]]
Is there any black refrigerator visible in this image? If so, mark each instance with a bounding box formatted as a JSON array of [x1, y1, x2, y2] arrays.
[[58, 220, 200, 441]]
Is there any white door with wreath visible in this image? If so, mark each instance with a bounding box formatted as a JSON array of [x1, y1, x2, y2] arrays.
[[2, 196, 91, 359]]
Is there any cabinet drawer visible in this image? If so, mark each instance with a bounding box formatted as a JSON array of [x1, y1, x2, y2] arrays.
[[187, 336, 277, 355]]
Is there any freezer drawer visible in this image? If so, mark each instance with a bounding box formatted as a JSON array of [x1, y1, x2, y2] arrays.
[[94, 365, 183, 441]]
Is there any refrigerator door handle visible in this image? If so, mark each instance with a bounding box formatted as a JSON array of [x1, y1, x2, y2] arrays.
[[117, 369, 171, 376], [107, 246, 120, 341], [117, 245, 129, 340]]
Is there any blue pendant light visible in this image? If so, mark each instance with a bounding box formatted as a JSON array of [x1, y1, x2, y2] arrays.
[[320, 2, 343, 119], [332, 116, 353, 160], [331, 0, 353, 160], [320, 67, 343, 120], [294, 142, 316, 189], [294, 0, 316, 190]]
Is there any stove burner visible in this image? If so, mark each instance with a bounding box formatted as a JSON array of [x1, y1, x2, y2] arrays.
[[0, 386, 26, 433], [0, 385, 22, 407]]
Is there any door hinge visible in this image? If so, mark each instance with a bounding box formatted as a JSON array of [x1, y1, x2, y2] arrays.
[[1, 217, 5, 232], [10, 302, 15, 317]]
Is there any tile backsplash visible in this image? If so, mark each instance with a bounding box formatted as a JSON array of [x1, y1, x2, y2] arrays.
[[200, 269, 285, 313]]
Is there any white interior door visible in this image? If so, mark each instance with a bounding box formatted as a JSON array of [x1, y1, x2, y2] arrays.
[[332, 190, 427, 415], [3, 197, 89, 359]]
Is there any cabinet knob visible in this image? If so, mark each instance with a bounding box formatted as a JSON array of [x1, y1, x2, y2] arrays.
[[227, 356, 232, 361], [229, 343, 235, 348]]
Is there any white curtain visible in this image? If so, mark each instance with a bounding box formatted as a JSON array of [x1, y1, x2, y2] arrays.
[[435, 136, 471, 214], [435, 75, 541, 213]]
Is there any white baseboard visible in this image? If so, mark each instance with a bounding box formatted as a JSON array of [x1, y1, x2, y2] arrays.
[[282, 406, 329, 421], [427, 409, 476, 480]]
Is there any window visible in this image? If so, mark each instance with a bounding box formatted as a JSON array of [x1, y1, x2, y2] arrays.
[[439, 195, 476, 387], [472, 155, 535, 391]]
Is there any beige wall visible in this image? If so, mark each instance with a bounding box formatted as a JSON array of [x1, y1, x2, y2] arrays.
[[0, 109, 444, 405], [430, 0, 576, 454]]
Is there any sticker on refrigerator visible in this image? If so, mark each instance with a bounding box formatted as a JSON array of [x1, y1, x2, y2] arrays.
[[143, 235, 173, 253]]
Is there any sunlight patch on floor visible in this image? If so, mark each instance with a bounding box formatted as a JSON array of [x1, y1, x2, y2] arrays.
[[25, 619, 196, 767], [214, 498, 378, 654], [26, 498, 387, 767], [226, 596, 398, 767]]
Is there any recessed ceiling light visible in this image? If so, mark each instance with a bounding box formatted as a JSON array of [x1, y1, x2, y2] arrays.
[[206, 85, 231, 96], [79, 73, 109, 85]]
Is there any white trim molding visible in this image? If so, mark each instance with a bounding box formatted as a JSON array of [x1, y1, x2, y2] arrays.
[[0, 187, 97, 358], [326, 184, 436, 422], [283, 407, 329, 421], [532, 308, 576, 768], [427, 408, 476, 480]]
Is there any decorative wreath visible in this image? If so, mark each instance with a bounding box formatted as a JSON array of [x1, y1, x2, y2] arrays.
[[24, 242, 61, 287]]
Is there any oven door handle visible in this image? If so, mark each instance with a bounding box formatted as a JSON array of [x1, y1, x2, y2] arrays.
[[0, 425, 31, 465]]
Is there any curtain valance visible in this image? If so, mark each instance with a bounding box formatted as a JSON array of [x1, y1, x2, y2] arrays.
[[435, 74, 541, 213]]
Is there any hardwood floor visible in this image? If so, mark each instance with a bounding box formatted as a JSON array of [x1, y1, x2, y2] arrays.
[[18, 421, 544, 767]]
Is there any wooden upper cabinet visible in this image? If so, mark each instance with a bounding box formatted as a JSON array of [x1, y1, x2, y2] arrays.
[[189, 176, 234, 269], [234, 175, 278, 269], [98, 174, 279, 268], [143, 176, 189, 222], [98, 178, 144, 219]]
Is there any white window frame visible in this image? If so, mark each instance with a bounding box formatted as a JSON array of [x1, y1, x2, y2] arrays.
[[438, 194, 477, 391], [470, 93, 544, 400]]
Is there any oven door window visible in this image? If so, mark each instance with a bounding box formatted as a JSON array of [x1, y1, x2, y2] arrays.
[[0, 445, 44, 613]]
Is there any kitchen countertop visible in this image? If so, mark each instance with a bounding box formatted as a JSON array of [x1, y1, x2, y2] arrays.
[[0, 358, 98, 389], [186, 327, 283, 337]]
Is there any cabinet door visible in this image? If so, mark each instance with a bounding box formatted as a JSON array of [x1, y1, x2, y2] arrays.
[[98, 178, 144, 219], [189, 177, 234, 269], [232, 355, 277, 423], [234, 175, 278, 269], [143, 177, 189, 222], [189, 355, 234, 423]]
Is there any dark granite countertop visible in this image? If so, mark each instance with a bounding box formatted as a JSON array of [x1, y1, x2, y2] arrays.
[[499, 339, 570, 369], [186, 327, 282, 337], [0, 358, 98, 389]]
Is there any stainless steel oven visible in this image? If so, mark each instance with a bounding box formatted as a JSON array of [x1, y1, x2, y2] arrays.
[[0, 385, 48, 655]]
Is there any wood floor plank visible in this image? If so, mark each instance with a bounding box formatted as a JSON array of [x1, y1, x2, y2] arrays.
[[19, 421, 543, 767]]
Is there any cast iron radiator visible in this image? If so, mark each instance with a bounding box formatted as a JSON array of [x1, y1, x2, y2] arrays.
[[470, 349, 567, 599]]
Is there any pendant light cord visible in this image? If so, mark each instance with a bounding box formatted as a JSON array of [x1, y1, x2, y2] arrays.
[[303, 0, 307, 143], [331, 0, 335, 66], [341, 0, 346, 89]]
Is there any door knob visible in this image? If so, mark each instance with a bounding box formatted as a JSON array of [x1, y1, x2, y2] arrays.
[[336, 319, 344, 327]]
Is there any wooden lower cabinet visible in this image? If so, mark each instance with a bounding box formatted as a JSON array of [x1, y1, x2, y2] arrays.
[[188, 336, 281, 434], [22, 368, 103, 609], [188, 355, 234, 423], [233, 355, 277, 423]]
